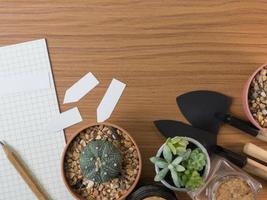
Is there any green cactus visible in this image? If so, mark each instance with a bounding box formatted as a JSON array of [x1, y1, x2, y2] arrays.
[[79, 140, 122, 183]]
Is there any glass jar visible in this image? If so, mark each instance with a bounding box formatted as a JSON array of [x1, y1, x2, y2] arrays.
[[188, 156, 262, 200], [209, 174, 256, 200]]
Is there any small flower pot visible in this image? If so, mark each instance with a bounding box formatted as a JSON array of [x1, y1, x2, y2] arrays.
[[154, 137, 210, 192], [61, 122, 142, 200], [243, 63, 267, 131]]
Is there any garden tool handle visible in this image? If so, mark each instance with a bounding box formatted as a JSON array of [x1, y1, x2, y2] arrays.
[[216, 113, 259, 136], [243, 143, 267, 164], [243, 158, 267, 180]]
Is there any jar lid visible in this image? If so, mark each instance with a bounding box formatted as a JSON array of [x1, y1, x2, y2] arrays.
[[126, 184, 177, 200]]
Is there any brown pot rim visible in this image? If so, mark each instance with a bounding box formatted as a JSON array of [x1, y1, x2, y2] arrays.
[[61, 122, 142, 200]]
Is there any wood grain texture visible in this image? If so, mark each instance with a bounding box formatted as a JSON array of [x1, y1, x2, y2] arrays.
[[1, 0, 267, 199]]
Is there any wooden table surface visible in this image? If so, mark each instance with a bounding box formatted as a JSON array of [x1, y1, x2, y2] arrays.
[[2, 0, 267, 199]]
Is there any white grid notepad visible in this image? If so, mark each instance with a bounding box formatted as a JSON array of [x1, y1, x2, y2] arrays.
[[0, 39, 73, 200]]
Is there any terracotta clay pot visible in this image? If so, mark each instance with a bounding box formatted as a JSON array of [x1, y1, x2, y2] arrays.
[[61, 122, 142, 200], [242, 63, 267, 131]]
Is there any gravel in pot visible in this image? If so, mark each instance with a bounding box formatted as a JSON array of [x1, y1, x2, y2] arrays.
[[61, 123, 142, 200]]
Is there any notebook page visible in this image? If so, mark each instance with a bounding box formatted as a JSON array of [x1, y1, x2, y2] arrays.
[[0, 39, 73, 200]]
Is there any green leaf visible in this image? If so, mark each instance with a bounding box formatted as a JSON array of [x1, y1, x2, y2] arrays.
[[150, 156, 163, 164], [163, 144, 172, 163], [181, 149, 191, 161], [172, 156, 183, 165], [166, 136, 189, 155], [172, 137, 189, 146], [178, 172, 185, 187], [155, 161, 168, 169], [154, 167, 169, 182], [166, 138, 171, 143], [170, 168, 181, 188], [168, 142, 177, 155], [168, 163, 174, 170], [176, 148, 187, 155], [149, 156, 158, 164], [175, 165, 185, 172], [150, 157, 168, 168]]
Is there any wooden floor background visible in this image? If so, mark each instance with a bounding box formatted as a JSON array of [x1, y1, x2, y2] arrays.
[[1, 0, 267, 199]]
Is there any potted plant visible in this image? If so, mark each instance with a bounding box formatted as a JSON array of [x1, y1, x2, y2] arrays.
[[61, 123, 142, 200], [150, 136, 210, 191]]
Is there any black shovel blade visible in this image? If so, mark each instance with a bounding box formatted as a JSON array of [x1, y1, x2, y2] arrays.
[[177, 90, 232, 134], [154, 120, 217, 153]]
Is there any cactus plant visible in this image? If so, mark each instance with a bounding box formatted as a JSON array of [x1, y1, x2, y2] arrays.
[[79, 140, 122, 183]]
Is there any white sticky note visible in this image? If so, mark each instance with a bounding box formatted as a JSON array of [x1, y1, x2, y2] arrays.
[[97, 79, 126, 123], [48, 107, 83, 132], [0, 71, 51, 96], [63, 72, 99, 104]]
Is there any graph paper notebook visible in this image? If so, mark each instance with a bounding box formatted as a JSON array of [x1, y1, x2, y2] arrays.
[[0, 39, 73, 200]]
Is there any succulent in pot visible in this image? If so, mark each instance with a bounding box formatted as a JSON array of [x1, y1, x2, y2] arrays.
[[150, 136, 210, 192]]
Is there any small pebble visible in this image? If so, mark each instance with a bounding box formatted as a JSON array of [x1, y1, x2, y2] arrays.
[[249, 67, 267, 128]]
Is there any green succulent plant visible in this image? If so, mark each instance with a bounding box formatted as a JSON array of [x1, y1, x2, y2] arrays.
[[181, 170, 203, 190], [150, 144, 186, 188], [150, 137, 207, 190], [185, 148, 206, 171], [79, 140, 122, 183], [166, 137, 189, 155]]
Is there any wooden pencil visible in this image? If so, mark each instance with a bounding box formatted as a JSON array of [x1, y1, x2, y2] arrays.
[[0, 141, 49, 200]]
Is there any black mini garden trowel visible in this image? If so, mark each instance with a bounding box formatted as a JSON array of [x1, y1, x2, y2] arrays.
[[154, 120, 216, 153], [176, 90, 267, 142]]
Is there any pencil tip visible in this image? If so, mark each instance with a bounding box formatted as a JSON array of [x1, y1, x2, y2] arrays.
[[0, 141, 4, 146]]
